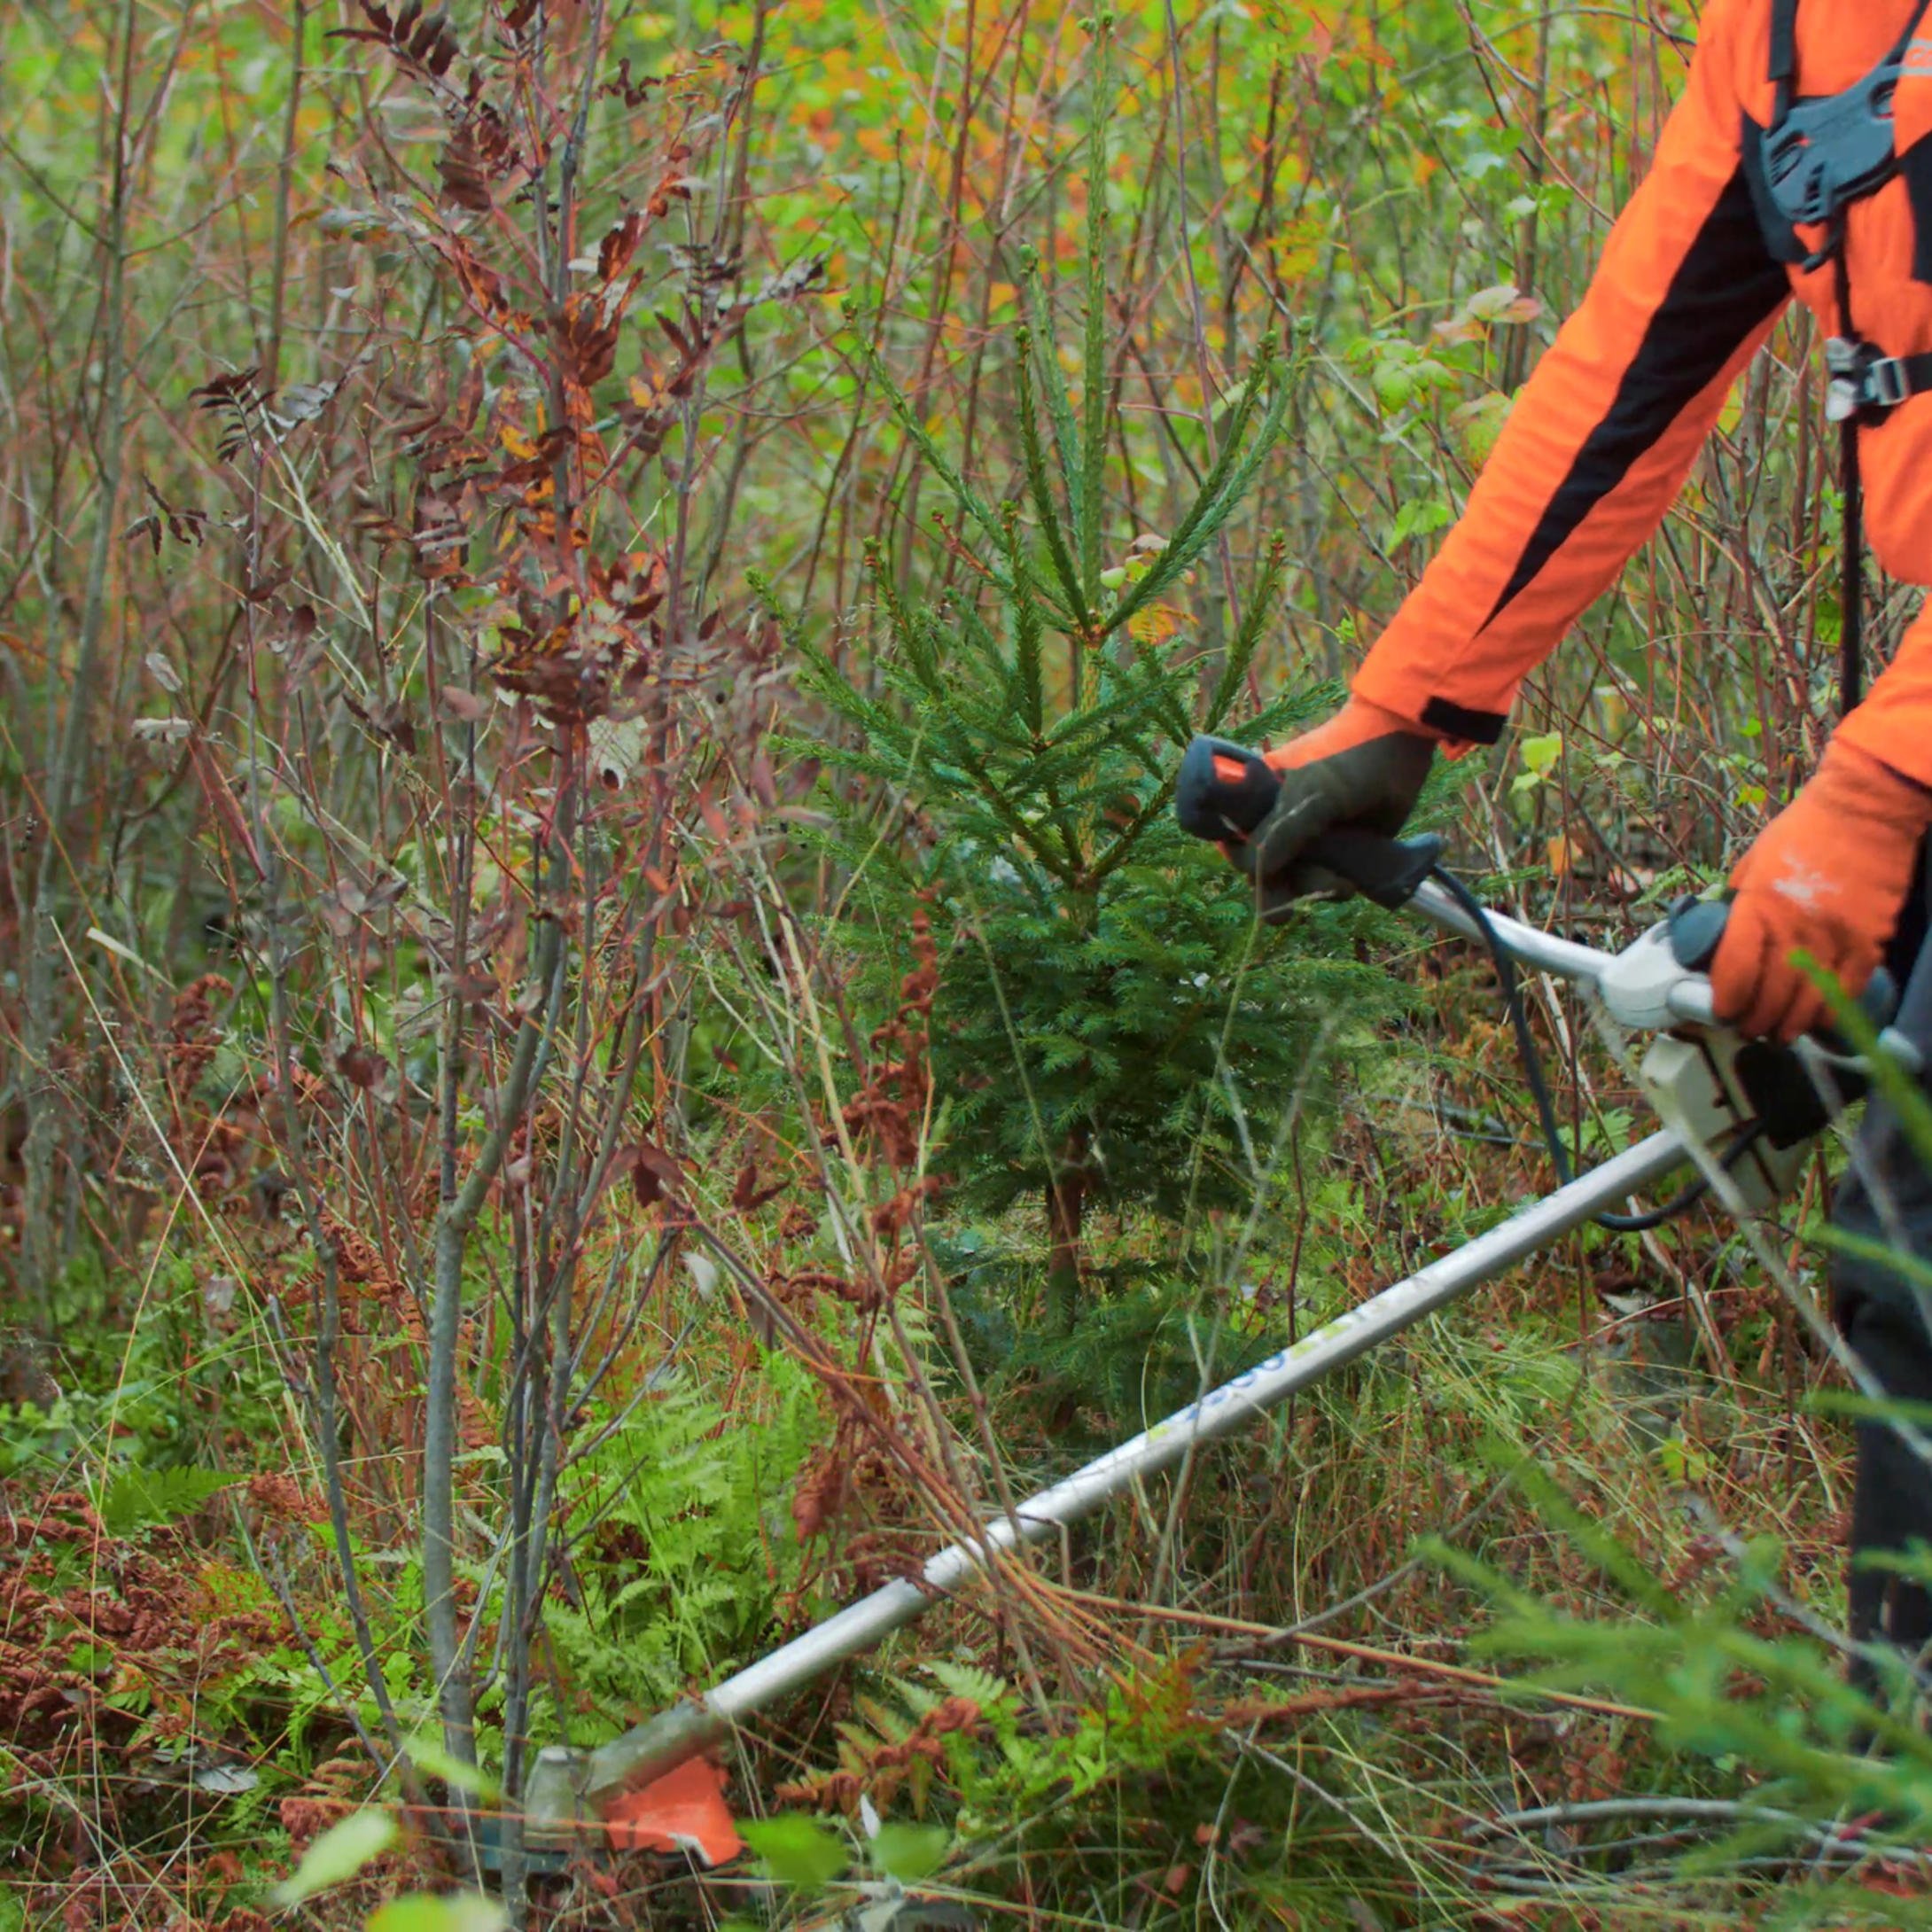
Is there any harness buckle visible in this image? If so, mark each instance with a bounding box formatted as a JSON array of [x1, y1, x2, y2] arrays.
[[1867, 354, 1911, 409], [1825, 335, 1914, 422]]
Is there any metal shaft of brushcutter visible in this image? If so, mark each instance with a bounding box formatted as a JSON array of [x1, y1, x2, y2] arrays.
[[1403, 876, 1718, 1027], [545, 1115, 1690, 1821]]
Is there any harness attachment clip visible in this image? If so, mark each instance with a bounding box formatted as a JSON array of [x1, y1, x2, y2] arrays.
[[1825, 333, 1931, 422]]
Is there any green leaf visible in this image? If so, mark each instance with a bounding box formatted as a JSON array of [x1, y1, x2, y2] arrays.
[[739, 1813, 850, 1891], [871, 1821, 951, 1881], [1656, 1436, 1714, 1484], [366, 1896, 507, 1932], [401, 1734, 502, 1803], [1372, 362, 1414, 409], [1520, 731, 1563, 775], [1386, 496, 1451, 549], [272, 1807, 396, 1906]]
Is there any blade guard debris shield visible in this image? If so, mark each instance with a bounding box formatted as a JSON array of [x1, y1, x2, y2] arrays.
[[603, 1756, 741, 1862]]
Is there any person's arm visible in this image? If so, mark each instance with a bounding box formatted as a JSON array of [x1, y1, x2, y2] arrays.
[[1352, 0, 1789, 744], [1839, 606, 1932, 790], [1716, 600, 1932, 1042]]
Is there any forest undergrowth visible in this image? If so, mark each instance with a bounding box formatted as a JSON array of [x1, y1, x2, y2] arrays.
[[1, 1, 1926, 1927]]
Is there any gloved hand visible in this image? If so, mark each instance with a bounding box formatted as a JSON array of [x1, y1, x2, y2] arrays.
[[1710, 739, 1932, 1042], [1229, 697, 1441, 908]]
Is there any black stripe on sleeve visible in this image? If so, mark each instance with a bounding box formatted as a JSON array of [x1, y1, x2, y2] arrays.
[[1420, 697, 1507, 744], [1479, 166, 1788, 633]]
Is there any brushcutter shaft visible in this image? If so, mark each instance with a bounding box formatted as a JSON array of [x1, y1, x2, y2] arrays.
[[559, 1127, 1691, 1818]]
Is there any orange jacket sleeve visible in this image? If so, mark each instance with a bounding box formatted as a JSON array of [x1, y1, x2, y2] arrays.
[[1352, 0, 1791, 744], [1840, 604, 1932, 789]]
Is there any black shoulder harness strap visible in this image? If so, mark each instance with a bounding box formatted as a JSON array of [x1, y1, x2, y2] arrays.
[[1754, 0, 1932, 711]]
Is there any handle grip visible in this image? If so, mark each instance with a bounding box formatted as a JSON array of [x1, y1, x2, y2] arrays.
[[1666, 894, 1901, 1031], [1176, 734, 1440, 909]]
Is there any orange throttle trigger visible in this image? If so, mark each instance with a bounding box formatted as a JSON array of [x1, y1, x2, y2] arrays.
[[1175, 735, 1280, 839]]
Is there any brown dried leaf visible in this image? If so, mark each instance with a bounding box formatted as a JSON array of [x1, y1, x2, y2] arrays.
[[437, 684, 492, 723], [598, 212, 646, 283], [335, 1042, 388, 1091], [439, 126, 492, 212], [625, 1141, 683, 1208], [731, 1157, 787, 1213]]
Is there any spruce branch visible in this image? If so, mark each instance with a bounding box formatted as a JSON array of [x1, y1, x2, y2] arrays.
[[1103, 349, 1290, 635], [1019, 250, 1087, 567], [1205, 531, 1290, 730], [999, 502, 1048, 736], [844, 308, 1008, 557], [1079, 18, 1114, 603], [1016, 331, 1092, 632]]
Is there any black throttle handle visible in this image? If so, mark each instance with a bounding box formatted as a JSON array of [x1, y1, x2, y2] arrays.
[[1665, 893, 1900, 1030], [1309, 827, 1447, 908], [1176, 734, 1441, 909], [1176, 734, 1280, 838]]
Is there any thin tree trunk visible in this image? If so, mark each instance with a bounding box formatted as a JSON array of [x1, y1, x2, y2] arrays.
[[19, 0, 138, 1318], [424, 744, 571, 1898], [264, 0, 308, 390], [1045, 1129, 1089, 1337]]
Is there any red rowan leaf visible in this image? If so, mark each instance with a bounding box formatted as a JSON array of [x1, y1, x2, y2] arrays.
[[597, 212, 645, 283]]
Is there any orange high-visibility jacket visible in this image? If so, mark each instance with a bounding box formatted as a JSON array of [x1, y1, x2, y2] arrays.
[[1352, 0, 1932, 783]]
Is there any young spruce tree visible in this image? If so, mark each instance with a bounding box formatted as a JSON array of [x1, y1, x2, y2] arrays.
[[769, 30, 1389, 1336]]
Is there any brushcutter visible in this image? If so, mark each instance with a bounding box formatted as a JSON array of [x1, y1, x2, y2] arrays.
[[521, 731, 1919, 1870]]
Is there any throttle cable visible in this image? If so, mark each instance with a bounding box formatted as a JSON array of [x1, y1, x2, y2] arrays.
[[1424, 865, 1766, 1234]]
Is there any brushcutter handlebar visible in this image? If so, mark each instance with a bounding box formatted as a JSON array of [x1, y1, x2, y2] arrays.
[[1176, 732, 1921, 1074], [1658, 894, 1913, 1072]]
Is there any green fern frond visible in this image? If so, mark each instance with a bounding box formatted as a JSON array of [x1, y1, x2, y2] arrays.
[[927, 1659, 1016, 1718], [99, 1466, 240, 1537]]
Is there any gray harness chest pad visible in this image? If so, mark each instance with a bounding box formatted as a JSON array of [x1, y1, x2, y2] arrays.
[[1762, 60, 1906, 233], [1741, 0, 1932, 274], [1737, 1, 1932, 434]]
